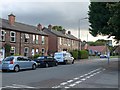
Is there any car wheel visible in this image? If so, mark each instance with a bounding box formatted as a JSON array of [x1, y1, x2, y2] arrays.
[[55, 62, 58, 66], [45, 63, 49, 68], [64, 60, 67, 64], [14, 66, 19, 72], [2, 70, 6, 72], [32, 64, 36, 70], [72, 60, 74, 64]]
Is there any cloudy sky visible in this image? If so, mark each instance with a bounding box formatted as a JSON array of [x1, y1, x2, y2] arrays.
[[0, 0, 115, 44]]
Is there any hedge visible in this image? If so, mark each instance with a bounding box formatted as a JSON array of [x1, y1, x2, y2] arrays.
[[70, 50, 88, 59]]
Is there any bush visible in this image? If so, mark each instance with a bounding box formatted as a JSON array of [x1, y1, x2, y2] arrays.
[[70, 50, 80, 60], [33, 54, 41, 59], [80, 50, 89, 59]]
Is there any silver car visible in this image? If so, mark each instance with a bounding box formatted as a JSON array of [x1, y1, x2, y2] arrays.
[[2, 56, 37, 72]]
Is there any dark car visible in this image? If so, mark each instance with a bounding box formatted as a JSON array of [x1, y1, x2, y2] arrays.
[[34, 56, 58, 68]]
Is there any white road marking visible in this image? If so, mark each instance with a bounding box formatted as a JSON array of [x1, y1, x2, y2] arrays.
[[65, 86, 70, 88], [69, 83, 76, 87], [81, 78, 86, 81], [67, 80, 73, 83], [51, 67, 105, 89], [75, 81, 82, 84], [60, 82, 68, 85], [74, 77, 79, 80]]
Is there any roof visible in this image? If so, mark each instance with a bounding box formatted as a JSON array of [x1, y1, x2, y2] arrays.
[[0, 18, 48, 36], [43, 28, 78, 40], [88, 46, 106, 52]]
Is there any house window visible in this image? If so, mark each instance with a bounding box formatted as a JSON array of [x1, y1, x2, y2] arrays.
[[59, 37, 62, 45], [10, 46, 15, 55], [24, 33, 29, 43], [1, 30, 5, 41], [41, 48, 45, 54], [24, 47, 29, 56], [32, 49, 35, 56], [10, 31, 16, 42], [36, 48, 39, 54], [42, 36, 45, 44], [36, 35, 38, 44], [33, 35, 35, 43]]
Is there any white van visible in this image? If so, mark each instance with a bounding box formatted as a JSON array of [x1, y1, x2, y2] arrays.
[[54, 51, 74, 64]]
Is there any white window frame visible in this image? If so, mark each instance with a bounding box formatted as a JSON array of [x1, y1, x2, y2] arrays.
[[10, 31, 16, 42], [1, 30, 5, 41], [42, 36, 45, 44], [32, 48, 35, 56], [33, 35, 35, 43], [24, 47, 29, 56], [41, 48, 45, 54], [36, 35, 39, 44], [36, 48, 39, 54], [24, 33, 29, 43], [10, 46, 15, 55], [59, 37, 62, 45]]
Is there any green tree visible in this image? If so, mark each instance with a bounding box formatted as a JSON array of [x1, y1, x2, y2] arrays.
[[88, 2, 120, 43], [4, 43, 11, 57], [52, 25, 64, 31]]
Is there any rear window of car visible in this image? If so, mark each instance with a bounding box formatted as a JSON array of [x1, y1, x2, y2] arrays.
[[3, 57, 14, 61]]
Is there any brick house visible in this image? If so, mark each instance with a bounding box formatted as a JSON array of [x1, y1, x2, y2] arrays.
[[0, 14, 48, 58], [42, 25, 80, 55], [88, 46, 109, 55]]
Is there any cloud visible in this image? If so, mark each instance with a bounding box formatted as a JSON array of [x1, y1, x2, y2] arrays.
[[1, 1, 89, 30]]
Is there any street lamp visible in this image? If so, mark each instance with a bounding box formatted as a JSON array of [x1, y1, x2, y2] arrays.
[[78, 17, 88, 51]]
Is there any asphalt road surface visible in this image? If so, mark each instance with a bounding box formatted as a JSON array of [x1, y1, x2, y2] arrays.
[[1, 58, 119, 89]]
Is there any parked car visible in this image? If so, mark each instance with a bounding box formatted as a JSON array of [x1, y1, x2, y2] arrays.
[[2, 56, 37, 72], [100, 54, 108, 58], [54, 51, 74, 64], [34, 56, 58, 68]]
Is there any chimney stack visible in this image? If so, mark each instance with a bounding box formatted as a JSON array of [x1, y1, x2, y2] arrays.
[[37, 23, 42, 30], [68, 31, 71, 34], [48, 24, 52, 30], [8, 13, 15, 25], [62, 29, 66, 34]]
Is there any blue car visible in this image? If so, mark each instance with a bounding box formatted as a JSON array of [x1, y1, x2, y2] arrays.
[[2, 56, 37, 72]]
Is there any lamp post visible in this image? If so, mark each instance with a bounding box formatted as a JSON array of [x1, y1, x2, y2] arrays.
[[78, 17, 88, 51]]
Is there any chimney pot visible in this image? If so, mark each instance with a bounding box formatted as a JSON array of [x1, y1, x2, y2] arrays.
[[37, 23, 42, 30], [48, 24, 52, 30], [8, 13, 15, 25]]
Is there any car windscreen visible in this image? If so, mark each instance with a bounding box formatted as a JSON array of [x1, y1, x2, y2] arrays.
[[37, 56, 46, 60], [3, 57, 14, 61]]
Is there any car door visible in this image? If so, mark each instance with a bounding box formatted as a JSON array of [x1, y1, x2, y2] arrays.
[[17, 57, 25, 69], [23, 57, 33, 69]]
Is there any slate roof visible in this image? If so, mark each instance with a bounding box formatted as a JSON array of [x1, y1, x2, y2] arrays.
[[43, 28, 78, 40], [0, 18, 48, 36]]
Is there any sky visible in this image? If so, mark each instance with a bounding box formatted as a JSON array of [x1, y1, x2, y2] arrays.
[[0, 0, 116, 45]]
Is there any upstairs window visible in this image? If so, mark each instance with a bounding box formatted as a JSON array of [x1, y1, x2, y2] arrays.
[[42, 36, 45, 44], [24, 33, 29, 43], [10, 31, 16, 42], [33, 35, 35, 44], [1, 30, 5, 41], [36, 35, 38, 44]]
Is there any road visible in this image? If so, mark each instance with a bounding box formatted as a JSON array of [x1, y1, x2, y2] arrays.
[[1, 58, 119, 89]]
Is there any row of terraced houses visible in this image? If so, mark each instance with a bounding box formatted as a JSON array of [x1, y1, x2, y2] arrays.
[[0, 14, 81, 58]]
